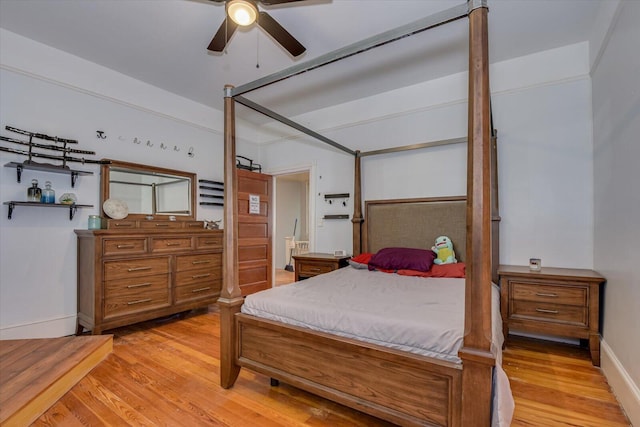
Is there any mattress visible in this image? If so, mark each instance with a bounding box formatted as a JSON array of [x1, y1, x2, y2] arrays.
[[243, 266, 503, 363], [241, 266, 515, 426]]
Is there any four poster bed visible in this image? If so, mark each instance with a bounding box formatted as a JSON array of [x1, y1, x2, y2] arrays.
[[218, 1, 512, 426]]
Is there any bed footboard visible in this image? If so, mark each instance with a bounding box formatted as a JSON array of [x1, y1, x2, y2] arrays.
[[236, 313, 462, 427]]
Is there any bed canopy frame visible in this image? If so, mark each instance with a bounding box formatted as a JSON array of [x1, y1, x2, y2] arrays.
[[219, 1, 500, 425]]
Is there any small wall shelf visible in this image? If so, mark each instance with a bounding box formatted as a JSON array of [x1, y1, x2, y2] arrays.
[[323, 214, 350, 220], [3, 201, 93, 220], [199, 179, 224, 207], [4, 162, 93, 188], [324, 193, 350, 199]]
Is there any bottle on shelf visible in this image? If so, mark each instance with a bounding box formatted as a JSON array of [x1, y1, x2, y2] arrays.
[[27, 179, 42, 202], [41, 181, 55, 204]]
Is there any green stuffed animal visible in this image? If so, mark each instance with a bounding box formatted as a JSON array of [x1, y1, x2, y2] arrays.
[[432, 236, 457, 265]]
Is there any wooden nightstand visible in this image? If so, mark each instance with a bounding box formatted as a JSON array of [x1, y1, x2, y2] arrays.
[[293, 253, 350, 281], [498, 265, 605, 366]]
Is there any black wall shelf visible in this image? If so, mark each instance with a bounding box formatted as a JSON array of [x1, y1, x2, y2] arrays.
[[3, 201, 93, 220], [323, 214, 350, 220], [199, 179, 224, 207], [4, 162, 93, 188]]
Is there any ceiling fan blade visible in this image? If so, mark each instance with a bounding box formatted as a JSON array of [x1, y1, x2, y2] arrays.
[[207, 17, 238, 52], [259, 0, 305, 5], [258, 11, 306, 57]]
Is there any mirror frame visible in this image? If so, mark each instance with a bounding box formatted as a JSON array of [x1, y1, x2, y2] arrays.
[[100, 159, 197, 221]]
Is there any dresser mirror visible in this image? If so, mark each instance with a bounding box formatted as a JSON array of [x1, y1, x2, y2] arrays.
[[100, 159, 196, 220]]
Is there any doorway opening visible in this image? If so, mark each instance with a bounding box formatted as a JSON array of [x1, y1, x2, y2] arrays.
[[272, 167, 313, 286]]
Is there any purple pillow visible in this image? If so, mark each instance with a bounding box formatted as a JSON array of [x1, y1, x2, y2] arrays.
[[368, 247, 436, 272]]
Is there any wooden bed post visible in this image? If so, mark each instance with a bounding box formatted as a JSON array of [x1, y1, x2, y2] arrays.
[[218, 84, 243, 389], [352, 150, 363, 256], [459, 1, 495, 425]]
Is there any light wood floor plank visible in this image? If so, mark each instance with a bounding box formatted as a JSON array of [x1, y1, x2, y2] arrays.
[[18, 306, 628, 427]]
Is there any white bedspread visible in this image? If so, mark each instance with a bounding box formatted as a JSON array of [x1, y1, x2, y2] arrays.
[[241, 266, 514, 426]]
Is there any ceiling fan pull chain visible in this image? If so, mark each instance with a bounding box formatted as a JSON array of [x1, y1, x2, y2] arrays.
[[256, 24, 260, 69]]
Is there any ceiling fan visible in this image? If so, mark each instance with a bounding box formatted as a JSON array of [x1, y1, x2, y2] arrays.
[[207, 0, 306, 57]]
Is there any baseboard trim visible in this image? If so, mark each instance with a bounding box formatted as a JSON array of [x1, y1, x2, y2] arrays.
[[601, 339, 639, 426], [0, 315, 76, 339]]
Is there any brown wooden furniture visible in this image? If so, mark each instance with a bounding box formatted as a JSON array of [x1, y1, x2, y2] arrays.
[[293, 253, 350, 281], [237, 168, 272, 296], [75, 228, 222, 334], [498, 265, 605, 366], [219, 4, 498, 426], [100, 159, 197, 222]]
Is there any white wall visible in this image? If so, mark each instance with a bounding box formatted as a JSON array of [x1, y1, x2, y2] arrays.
[[0, 29, 260, 338], [591, 1, 640, 423], [260, 43, 594, 269]]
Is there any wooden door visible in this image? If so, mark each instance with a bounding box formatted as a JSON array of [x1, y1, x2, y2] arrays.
[[237, 169, 272, 295]]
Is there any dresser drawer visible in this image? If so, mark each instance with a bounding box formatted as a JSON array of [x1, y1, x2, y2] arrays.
[[196, 235, 223, 250], [176, 253, 222, 272], [184, 221, 206, 229], [104, 257, 170, 281], [150, 237, 193, 252], [298, 261, 336, 276], [510, 300, 587, 326], [139, 221, 183, 229], [176, 267, 220, 287], [105, 220, 138, 229], [175, 280, 221, 304], [511, 282, 587, 306], [104, 273, 169, 297], [104, 286, 170, 319], [103, 238, 147, 256]]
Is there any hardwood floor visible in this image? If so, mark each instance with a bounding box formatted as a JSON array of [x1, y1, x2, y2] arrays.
[[28, 307, 629, 426], [504, 336, 630, 427]]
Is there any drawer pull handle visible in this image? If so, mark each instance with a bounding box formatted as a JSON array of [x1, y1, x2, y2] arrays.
[[117, 244, 135, 249], [192, 260, 211, 265], [127, 298, 151, 305], [155, 224, 170, 227], [203, 240, 218, 245], [192, 273, 211, 279], [309, 268, 322, 272], [536, 308, 559, 314], [127, 266, 152, 272], [166, 242, 181, 246], [536, 292, 558, 297], [114, 223, 131, 227], [192, 287, 211, 293], [127, 282, 151, 289], [188, 224, 201, 228]]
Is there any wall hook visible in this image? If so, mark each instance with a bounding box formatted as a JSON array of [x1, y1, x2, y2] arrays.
[[96, 131, 106, 139], [188, 147, 195, 158]]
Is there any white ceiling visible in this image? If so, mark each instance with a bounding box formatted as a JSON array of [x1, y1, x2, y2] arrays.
[[0, 0, 602, 118]]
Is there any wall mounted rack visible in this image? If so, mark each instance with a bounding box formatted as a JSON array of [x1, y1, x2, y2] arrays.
[[323, 214, 350, 220], [199, 179, 224, 206], [3, 201, 93, 220], [4, 162, 93, 188]]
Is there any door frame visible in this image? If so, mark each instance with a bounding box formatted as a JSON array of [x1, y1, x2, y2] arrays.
[[267, 163, 316, 287]]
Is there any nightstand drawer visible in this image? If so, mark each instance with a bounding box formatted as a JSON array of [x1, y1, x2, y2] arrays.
[[511, 300, 587, 326], [298, 261, 335, 276], [511, 282, 587, 306]]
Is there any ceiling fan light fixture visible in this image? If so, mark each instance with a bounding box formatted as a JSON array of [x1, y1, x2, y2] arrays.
[[227, 0, 258, 27]]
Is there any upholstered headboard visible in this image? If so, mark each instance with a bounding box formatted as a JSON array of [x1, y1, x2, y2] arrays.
[[363, 197, 467, 262]]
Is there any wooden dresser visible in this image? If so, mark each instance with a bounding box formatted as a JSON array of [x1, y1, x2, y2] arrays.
[[75, 228, 223, 334], [498, 265, 605, 365], [293, 253, 350, 281]]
